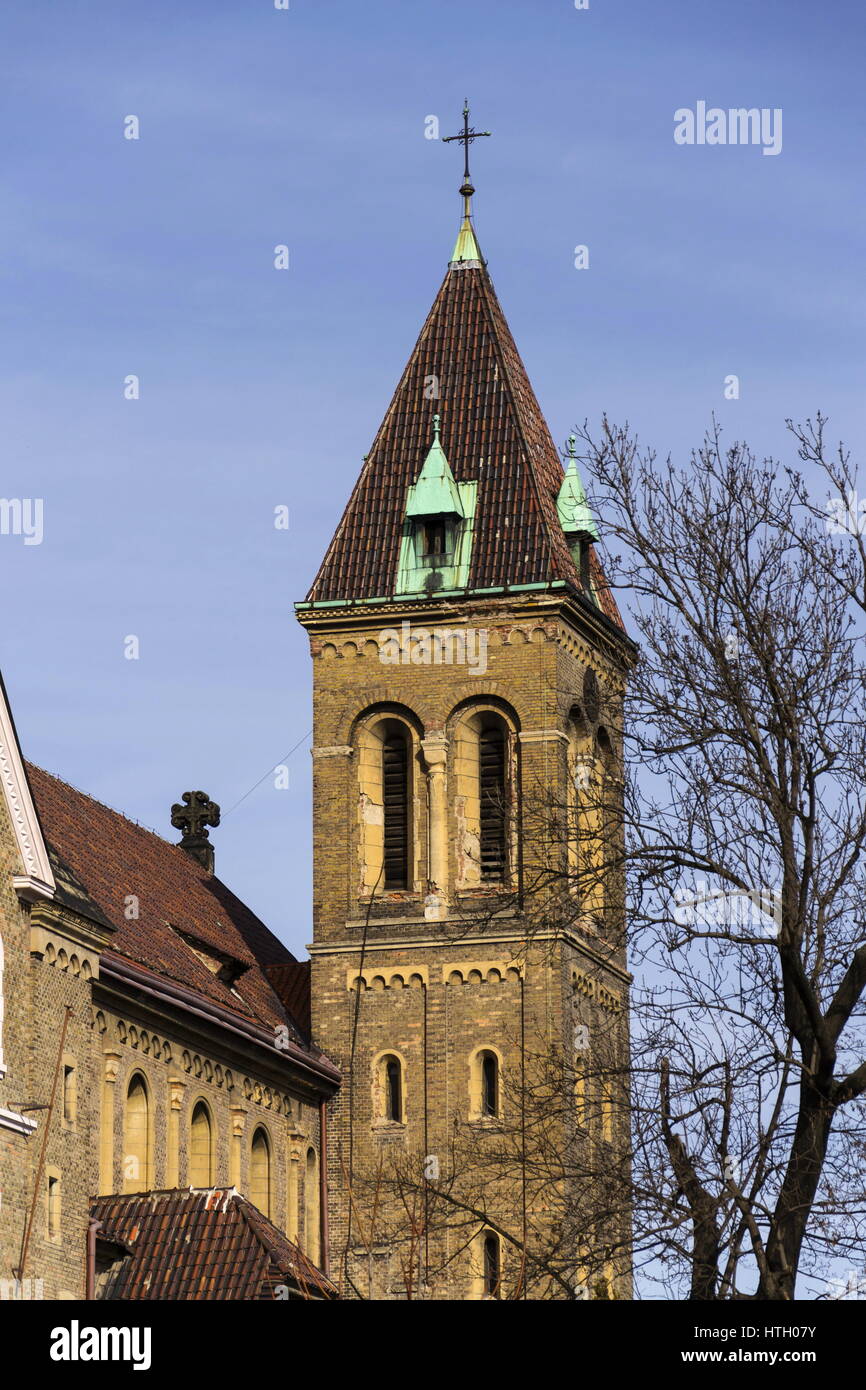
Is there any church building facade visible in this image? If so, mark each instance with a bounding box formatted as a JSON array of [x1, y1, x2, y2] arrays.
[[0, 124, 634, 1301]]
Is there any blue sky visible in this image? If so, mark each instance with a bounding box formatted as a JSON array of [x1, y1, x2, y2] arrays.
[[2, 0, 865, 956]]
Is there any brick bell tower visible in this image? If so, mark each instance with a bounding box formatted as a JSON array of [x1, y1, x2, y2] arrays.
[[296, 108, 637, 1301]]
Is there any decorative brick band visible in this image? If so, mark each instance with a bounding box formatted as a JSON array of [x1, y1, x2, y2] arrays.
[[443, 960, 524, 985], [571, 969, 623, 1014], [347, 966, 430, 991]]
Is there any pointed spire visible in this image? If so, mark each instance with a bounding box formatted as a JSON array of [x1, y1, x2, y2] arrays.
[[557, 435, 599, 540], [450, 203, 483, 266], [405, 414, 466, 518], [442, 101, 489, 268]]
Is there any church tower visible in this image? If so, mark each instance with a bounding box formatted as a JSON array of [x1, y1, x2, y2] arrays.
[[296, 109, 636, 1300]]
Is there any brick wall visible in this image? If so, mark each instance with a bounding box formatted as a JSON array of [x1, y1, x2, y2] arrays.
[[303, 593, 633, 1299]]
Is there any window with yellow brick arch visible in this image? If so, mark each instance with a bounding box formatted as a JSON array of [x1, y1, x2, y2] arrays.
[[448, 698, 520, 890], [469, 1228, 504, 1299], [304, 1146, 320, 1265], [123, 1072, 151, 1192], [189, 1099, 215, 1187], [468, 1044, 503, 1122], [353, 705, 424, 897], [371, 1048, 406, 1127], [250, 1124, 272, 1217], [567, 702, 616, 917]]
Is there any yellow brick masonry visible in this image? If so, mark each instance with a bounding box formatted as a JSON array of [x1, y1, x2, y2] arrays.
[[300, 590, 633, 1300]]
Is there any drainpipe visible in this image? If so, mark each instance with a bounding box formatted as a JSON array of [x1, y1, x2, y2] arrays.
[[319, 1099, 330, 1279], [86, 1218, 101, 1300]]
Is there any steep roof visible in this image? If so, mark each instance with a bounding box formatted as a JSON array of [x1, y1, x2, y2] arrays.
[[305, 244, 623, 630], [92, 1188, 337, 1300], [25, 762, 317, 1052], [266, 960, 312, 1038]]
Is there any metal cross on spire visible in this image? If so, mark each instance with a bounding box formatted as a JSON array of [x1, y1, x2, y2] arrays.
[[442, 100, 491, 194]]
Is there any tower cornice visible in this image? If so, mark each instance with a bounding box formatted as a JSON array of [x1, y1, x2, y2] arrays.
[[296, 586, 637, 672]]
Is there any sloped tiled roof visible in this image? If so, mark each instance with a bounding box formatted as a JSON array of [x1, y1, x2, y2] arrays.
[[305, 256, 624, 630], [266, 960, 312, 1038], [91, 1188, 337, 1300], [25, 762, 313, 1047]]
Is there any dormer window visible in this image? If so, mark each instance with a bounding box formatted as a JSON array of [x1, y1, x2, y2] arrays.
[[396, 414, 477, 595]]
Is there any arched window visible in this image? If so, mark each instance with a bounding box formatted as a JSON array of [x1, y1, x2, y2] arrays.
[[382, 732, 409, 889], [601, 1077, 614, 1143], [479, 725, 506, 881], [305, 1147, 320, 1264], [470, 1047, 502, 1121], [481, 1051, 499, 1117], [189, 1101, 214, 1186], [483, 1233, 501, 1298], [386, 1056, 402, 1122], [574, 1055, 588, 1128], [356, 712, 417, 896], [373, 1051, 405, 1126], [47, 1171, 61, 1240], [250, 1127, 271, 1217], [568, 706, 610, 915], [452, 706, 516, 889], [123, 1075, 150, 1192]]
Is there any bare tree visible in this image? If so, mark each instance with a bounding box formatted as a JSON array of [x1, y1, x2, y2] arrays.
[[576, 415, 866, 1300]]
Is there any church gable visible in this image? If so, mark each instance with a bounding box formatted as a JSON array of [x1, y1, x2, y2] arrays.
[[0, 672, 55, 905]]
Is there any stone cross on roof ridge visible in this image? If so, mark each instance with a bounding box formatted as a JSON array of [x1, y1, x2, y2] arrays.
[[171, 791, 220, 872]]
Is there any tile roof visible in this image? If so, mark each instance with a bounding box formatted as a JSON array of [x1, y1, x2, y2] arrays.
[[266, 960, 312, 1037], [91, 1188, 337, 1300], [25, 762, 317, 1051], [305, 258, 624, 630]]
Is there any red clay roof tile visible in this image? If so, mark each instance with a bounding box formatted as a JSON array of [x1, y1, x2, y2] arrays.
[[91, 1188, 337, 1300]]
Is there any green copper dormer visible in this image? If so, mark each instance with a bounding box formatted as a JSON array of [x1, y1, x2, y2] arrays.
[[405, 415, 465, 519], [558, 435, 600, 605], [396, 416, 477, 596]]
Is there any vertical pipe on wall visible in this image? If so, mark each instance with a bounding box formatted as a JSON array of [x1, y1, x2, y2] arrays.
[[319, 1098, 330, 1278]]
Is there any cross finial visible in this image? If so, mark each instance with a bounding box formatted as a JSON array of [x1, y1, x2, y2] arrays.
[[171, 790, 220, 872], [442, 100, 491, 197]]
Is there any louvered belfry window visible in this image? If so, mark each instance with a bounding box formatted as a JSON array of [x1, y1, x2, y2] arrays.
[[479, 725, 506, 882], [382, 733, 409, 889]]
